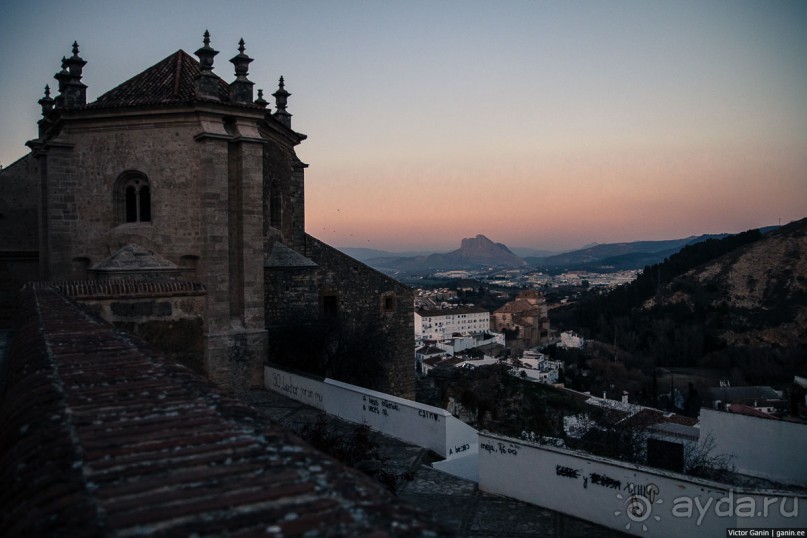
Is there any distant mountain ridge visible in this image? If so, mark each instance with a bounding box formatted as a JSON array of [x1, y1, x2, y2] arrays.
[[340, 227, 781, 273], [365, 234, 527, 271], [525, 235, 730, 269]]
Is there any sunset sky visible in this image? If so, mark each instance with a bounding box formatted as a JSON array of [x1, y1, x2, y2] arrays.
[[1, 1, 805, 252]]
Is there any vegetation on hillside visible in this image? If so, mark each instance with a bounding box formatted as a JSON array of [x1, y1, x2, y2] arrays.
[[552, 227, 807, 387]]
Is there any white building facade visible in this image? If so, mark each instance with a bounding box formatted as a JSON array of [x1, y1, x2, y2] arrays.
[[415, 306, 491, 340]]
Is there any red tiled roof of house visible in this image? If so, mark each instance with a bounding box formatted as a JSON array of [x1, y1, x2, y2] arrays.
[[416, 305, 488, 317], [494, 298, 539, 315], [727, 403, 777, 419], [0, 287, 443, 536]]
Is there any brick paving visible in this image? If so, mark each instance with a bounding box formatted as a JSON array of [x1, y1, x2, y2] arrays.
[[242, 389, 628, 538]]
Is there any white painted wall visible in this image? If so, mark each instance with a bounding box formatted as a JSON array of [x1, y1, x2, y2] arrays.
[[325, 378, 465, 457], [478, 432, 806, 537], [699, 408, 807, 486], [415, 309, 491, 340], [264, 366, 326, 410], [264, 366, 479, 480]]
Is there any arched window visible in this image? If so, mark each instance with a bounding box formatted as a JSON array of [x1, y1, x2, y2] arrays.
[[114, 171, 151, 225]]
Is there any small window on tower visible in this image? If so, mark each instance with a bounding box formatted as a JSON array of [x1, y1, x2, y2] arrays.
[[381, 292, 397, 314], [114, 171, 151, 225]]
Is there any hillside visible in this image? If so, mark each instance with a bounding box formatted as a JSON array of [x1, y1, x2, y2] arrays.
[[555, 219, 807, 384], [649, 218, 807, 348], [525, 234, 729, 270]]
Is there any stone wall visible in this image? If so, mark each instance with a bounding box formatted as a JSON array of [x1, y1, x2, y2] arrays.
[[264, 264, 320, 324], [303, 235, 415, 399], [0, 155, 39, 251], [0, 155, 41, 326], [36, 114, 205, 279]]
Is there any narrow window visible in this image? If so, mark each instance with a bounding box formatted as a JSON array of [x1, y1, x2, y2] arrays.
[[323, 295, 338, 316], [125, 186, 138, 222], [114, 171, 151, 225]]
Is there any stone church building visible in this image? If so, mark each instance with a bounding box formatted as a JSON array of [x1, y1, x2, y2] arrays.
[[0, 33, 414, 398]]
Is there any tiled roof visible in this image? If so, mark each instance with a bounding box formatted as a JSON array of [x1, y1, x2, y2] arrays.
[[416, 306, 489, 317], [727, 403, 777, 419], [25, 278, 205, 299], [705, 386, 781, 403], [0, 287, 442, 536], [87, 50, 241, 109], [494, 298, 540, 315]]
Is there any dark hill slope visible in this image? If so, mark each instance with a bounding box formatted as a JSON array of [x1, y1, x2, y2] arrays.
[[526, 235, 728, 270], [649, 218, 807, 348], [555, 219, 807, 381]]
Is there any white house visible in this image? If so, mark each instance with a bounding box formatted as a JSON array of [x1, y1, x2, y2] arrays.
[[415, 306, 490, 340]]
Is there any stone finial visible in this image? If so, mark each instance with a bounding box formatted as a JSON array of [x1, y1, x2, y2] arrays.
[[62, 41, 88, 107], [254, 88, 268, 108], [66, 41, 87, 78], [38, 85, 54, 116], [228, 38, 254, 104], [272, 76, 292, 128], [196, 30, 218, 71], [37, 85, 55, 138], [54, 57, 71, 101], [194, 30, 220, 100]]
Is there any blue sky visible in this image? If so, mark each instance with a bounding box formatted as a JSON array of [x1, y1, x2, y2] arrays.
[[1, 0, 805, 250]]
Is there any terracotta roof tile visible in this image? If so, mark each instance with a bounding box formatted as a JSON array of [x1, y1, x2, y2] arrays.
[[85, 50, 252, 110], [0, 287, 446, 536]]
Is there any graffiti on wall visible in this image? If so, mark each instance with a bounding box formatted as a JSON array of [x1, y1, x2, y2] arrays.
[[362, 395, 400, 417], [554, 463, 624, 491], [481, 440, 521, 456], [271, 372, 323, 404]]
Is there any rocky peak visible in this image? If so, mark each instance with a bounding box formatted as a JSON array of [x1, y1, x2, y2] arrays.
[[455, 235, 525, 265]]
